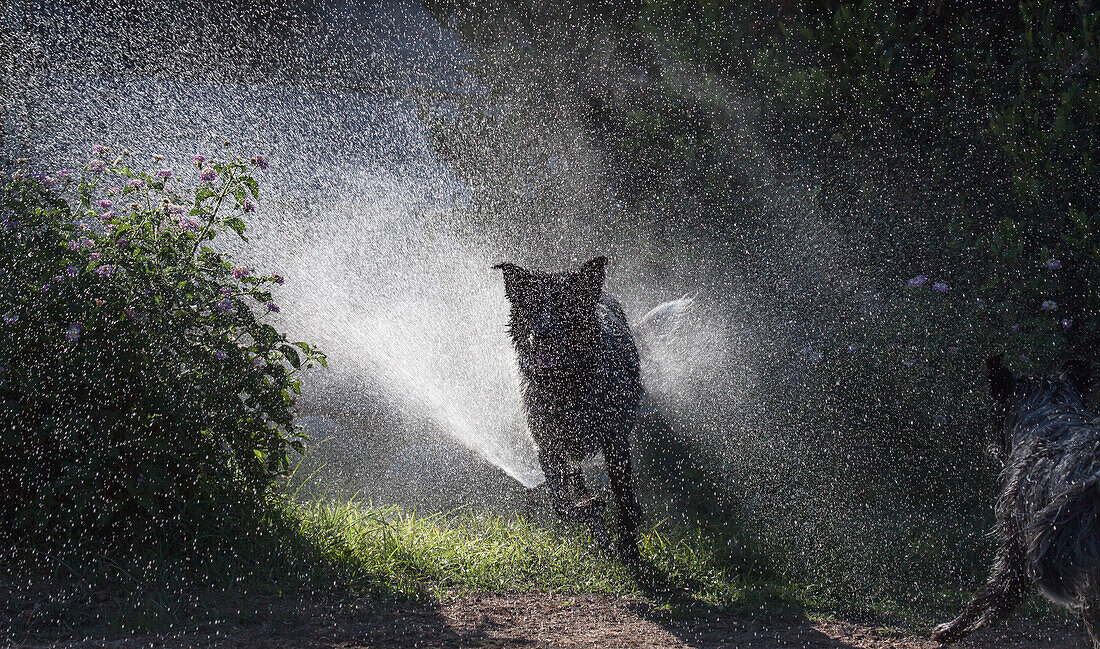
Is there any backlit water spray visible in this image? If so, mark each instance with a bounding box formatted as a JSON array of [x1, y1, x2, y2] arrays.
[[3, 0, 749, 499], [3, 0, 548, 488]]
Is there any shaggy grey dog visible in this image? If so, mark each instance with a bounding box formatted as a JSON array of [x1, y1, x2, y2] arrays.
[[934, 355, 1098, 645], [493, 256, 644, 564]]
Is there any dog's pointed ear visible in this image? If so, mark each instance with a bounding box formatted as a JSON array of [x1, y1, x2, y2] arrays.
[[1062, 359, 1092, 397], [572, 256, 607, 304], [493, 262, 534, 303], [987, 354, 1013, 402]]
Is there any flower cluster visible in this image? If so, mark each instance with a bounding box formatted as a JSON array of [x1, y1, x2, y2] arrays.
[[0, 145, 326, 541], [907, 275, 951, 293]]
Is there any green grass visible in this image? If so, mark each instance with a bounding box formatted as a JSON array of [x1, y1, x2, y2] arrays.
[[3, 495, 800, 640], [289, 498, 796, 613], [3, 494, 1069, 643]]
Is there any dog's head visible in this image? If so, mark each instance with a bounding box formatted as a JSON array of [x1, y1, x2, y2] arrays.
[[988, 354, 1092, 404], [493, 256, 607, 376], [987, 354, 1093, 454]]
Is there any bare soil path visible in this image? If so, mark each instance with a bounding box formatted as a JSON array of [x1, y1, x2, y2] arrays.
[[36, 592, 1089, 649]]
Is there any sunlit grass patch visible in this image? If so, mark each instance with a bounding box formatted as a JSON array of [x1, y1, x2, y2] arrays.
[[294, 500, 628, 594], [6, 494, 1015, 642], [283, 497, 816, 620]]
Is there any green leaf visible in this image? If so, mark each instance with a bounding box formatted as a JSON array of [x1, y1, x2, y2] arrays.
[[225, 217, 248, 241], [279, 344, 301, 369], [242, 176, 260, 199]]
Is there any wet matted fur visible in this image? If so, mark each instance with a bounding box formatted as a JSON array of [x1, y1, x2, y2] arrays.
[[493, 256, 643, 564], [934, 355, 1099, 646]]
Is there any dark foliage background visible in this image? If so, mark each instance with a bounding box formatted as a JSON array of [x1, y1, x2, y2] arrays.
[[419, 0, 1099, 604]]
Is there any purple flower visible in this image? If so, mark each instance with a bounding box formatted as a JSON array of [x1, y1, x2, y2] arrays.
[[66, 265, 78, 277], [798, 346, 823, 365], [215, 350, 228, 360], [100, 210, 117, 222], [1044, 258, 1062, 270], [57, 169, 72, 179], [96, 264, 114, 277], [156, 169, 173, 179], [231, 266, 250, 279], [243, 198, 257, 212], [846, 344, 858, 354], [199, 167, 217, 182], [902, 359, 916, 367], [253, 356, 266, 368], [127, 179, 145, 189], [116, 238, 129, 248], [68, 240, 81, 251], [1062, 318, 1074, 329], [98, 199, 112, 209], [1019, 353, 1030, 362], [40, 284, 50, 293], [166, 204, 184, 215], [65, 322, 82, 342], [220, 286, 233, 296], [250, 154, 269, 170], [907, 275, 928, 287], [1042, 300, 1058, 312], [87, 159, 106, 173], [179, 217, 200, 232], [215, 297, 234, 313], [947, 346, 960, 353], [1011, 322, 1020, 332], [265, 301, 280, 313], [43, 176, 56, 188], [107, 186, 120, 196], [92, 145, 107, 155], [89, 253, 102, 263], [192, 154, 206, 165], [52, 274, 63, 282], [931, 282, 950, 293], [2, 311, 17, 324], [271, 273, 284, 285], [124, 307, 136, 319]]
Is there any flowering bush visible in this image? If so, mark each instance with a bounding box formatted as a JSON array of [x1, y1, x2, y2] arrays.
[[0, 148, 324, 546]]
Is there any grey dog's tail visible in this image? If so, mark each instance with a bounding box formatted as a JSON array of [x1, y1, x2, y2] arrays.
[[1028, 478, 1100, 606]]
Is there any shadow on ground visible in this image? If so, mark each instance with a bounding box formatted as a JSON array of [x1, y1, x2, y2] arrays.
[[19, 590, 1090, 649]]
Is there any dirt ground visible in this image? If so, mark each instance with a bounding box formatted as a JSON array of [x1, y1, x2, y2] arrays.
[[32, 592, 1091, 649]]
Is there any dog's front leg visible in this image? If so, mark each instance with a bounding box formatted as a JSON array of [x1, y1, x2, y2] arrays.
[[932, 540, 1027, 643], [537, 447, 577, 523], [604, 440, 643, 566]]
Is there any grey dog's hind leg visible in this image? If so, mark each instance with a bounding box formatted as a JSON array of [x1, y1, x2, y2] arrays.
[[1082, 602, 1100, 649], [932, 541, 1028, 643]]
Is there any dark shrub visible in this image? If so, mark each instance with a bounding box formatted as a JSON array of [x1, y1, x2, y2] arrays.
[[0, 150, 324, 549]]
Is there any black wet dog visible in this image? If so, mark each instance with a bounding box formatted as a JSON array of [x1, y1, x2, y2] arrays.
[[494, 256, 643, 564], [934, 355, 1098, 645]]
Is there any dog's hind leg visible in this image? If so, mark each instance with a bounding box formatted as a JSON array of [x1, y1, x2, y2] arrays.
[[1083, 602, 1100, 649], [932, 540, 1028, 644], [604, 441, 643, 566]]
